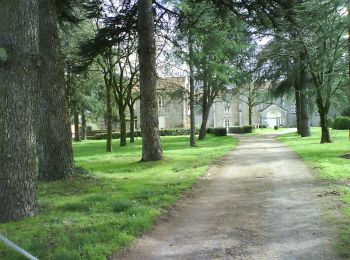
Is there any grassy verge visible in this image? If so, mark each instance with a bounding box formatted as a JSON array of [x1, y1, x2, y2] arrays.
[[277, 128, 350, 257], [0, 135, 236, 260]]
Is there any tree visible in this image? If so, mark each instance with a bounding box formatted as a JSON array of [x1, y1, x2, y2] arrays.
[[36, 0, 74, 180], [0, 0, 38, 222], [138, 0, 163, 161]]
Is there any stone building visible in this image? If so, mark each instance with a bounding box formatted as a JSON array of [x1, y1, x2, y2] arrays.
[[132, 76, 320, 130]]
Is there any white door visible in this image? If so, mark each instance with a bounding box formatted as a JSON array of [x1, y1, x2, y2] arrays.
[[267, 118, 277, 128], [159, 116, 166, 129]]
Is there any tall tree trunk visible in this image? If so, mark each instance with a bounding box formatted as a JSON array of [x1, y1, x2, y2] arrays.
[[138, 0, 163, 161], [37, 0, 74, 180], [295, 82, 301, 135], [189, 31, 196, 147], [106, 82, 113, 152], [73, 109, 80, 142], [199, 105, 211, 140], [248, 105, 252, 125], [0, 0, 38, 222], [299, 53, 311, 137], [129, 103, 135, 143], [316, 91, 331, 144], [119, 105, 127, 146], [81, 109, 87, 140]]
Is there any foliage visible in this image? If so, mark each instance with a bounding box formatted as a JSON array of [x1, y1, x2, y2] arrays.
[[228, 126, 253, 134], [333, 116, 350, 130], [0, 135, 237, 259]]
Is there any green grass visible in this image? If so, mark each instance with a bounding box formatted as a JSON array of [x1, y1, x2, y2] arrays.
[[0, 135, 236, 260], [277, 128, 350, 257]]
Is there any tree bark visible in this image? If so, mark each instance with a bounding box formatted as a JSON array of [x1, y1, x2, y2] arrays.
[[106, 81, 113, 152], [299, 53, 311, 137], [199, 105, 210, 140], [0, 0, 38, 222], [129, 103, 135, 143], [73, 109, 80, 142], [316, 90, 331, 143], [81, 109, 87, 140], [119, 105, 127, 146], [295, 81, 301, 135], [248, 105, 252, 125], [138, 0, 163, 161], [189, 31, 196, 147], [36, 0, 74, 180]]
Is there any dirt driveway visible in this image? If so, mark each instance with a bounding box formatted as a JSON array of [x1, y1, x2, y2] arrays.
[[114, 134, 342, 260]]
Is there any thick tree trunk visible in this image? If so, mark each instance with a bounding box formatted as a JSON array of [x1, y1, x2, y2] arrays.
[[316, 91, 331, 144], [106, 82, 113, 152], [248, 105, 252, 125], [129, 104, 135, 143], [299, 54, 311, 137], [119, 106, 127, 146], [199, 103, 211, 140], [295, 83, 301, 135], [0, 0, 38, 222], [81, 109, 87, 140], [73, 109, 80, 142], [36, 0, 74, 180], [189, 32, 196, 147], [138, 0, 163, 161]]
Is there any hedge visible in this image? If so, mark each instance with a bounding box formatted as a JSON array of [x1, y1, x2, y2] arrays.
[[332, 116, 350, 130], [87, 128, 201, 140], [228, 125, 253, 134]]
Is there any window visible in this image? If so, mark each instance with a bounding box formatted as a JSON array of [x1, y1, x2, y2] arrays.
[[291, 103, 296, 113], [224, 118, 230, 128], [224, 103, 231, 113], [158, 96, 163, 109]]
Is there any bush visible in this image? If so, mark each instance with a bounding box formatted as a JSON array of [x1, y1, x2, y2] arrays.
[[212, 127, 227, 136], [228, 126, 242, 134], [242, 125, 253, 133], [274, 125, 279, 130], [332, 116, 350, 130], [228, 126, 252, 134], [87, 128, 203, 140], [258, 125, 267, 128]]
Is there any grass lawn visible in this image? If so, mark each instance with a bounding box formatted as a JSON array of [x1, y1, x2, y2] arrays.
[[0, 135, 237, 260], [277, 128, 350, 256]]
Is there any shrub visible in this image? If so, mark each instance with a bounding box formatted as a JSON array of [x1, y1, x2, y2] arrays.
[[228, 126, 252, 134], [242, 125, 253, 133], [212, 127, 227, 136], [332, 116, 350, 130], [274, 125, 279, 130], [258, 125, 267, 128], [228, 126, 242, 134]]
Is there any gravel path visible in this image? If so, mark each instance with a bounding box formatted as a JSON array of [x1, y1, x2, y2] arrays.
[[114, 134, 342, 260]]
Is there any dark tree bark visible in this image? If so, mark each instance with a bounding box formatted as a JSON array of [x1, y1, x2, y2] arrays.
[[316, 89, 331, 143], [81, 109, 87, 140], [106, 79, 113, 152], [0, 0, 38, 222], [189, 32, 196, 147], [294, 80, 301, 135], [138, 0, 163, 161], [37, 0, 74, 180], [248, 105, 252, 126], [73, 109, 80, 142], [128, 102, 136, 143], [299, 54, 311, 137], [199, 80, 209, 140], [118, 106, 127, 146]]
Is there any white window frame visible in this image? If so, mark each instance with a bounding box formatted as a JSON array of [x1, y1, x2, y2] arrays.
[[224, 118, 230, 128]]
